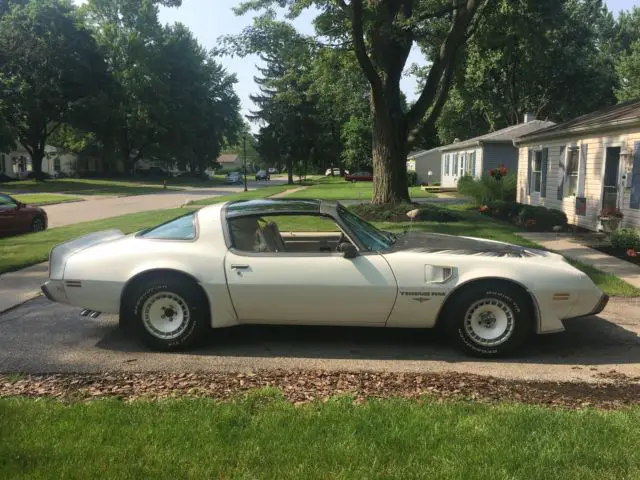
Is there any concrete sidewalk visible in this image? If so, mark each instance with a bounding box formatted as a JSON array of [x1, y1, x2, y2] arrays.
[[519, 233, 640, 289], [0, 263, 47, 313]]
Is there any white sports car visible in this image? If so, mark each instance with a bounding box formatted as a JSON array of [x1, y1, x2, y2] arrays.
[[41, 199, 608, 357]]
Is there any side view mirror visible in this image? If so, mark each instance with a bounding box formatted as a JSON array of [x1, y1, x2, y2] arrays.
[[337, 242, 358, 259], [15, 202, 24, 210]]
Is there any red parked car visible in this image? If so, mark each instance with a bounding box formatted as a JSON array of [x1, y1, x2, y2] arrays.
[[0, 193, 48, 236], [345, 171, 373, 182]]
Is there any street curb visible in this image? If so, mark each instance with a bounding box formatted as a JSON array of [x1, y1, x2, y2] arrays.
[[0, 292, 42, 316]]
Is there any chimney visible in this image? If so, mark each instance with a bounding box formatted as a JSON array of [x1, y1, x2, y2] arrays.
[[523, 113, 534, 123]]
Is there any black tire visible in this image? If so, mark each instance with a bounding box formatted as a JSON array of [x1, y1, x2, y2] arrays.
[[443, 282, 533, 358], [31, 216, 46, 232], [122, 275, 210, 351]]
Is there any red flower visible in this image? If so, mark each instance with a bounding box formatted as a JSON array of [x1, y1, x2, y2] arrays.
[[480, 205, 489, 213], [627, 249, 638, 257], [489, 169, 496, 177]]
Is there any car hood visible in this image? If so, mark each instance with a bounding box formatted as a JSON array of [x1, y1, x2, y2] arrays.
[[388, 232, 553, 258]]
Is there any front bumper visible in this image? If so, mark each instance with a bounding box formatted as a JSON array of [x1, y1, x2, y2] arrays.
[[566, 292, 609, 320], [589, 293, 610, 316]]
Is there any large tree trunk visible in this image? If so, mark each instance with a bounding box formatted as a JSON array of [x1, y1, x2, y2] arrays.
[[371, 109, 410, 205], [31, 143, 46, 178]]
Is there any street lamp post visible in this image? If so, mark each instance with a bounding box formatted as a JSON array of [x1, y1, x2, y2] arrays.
[[243, 134, 248, 192]]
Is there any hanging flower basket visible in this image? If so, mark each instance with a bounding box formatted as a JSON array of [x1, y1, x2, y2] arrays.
[[598, 208, 623, 233]]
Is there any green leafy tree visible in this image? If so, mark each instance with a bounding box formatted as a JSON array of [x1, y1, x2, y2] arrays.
[[434, 0, 617, 144], [616, 41, 640, 101], [0, 0, 111, 177], [230, 0, 489, 204]]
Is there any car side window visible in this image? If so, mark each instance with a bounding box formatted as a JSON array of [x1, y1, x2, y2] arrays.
[[138, 212, 196, 240], [228, 214, 353, 255]]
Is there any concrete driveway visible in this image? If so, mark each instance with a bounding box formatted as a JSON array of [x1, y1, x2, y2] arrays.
[[1, 296, 638, 384], [43, 179, 286, 228]]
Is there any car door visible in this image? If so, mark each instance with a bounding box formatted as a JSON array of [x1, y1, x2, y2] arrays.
[[0, 194, 19, 235], [224, 250, 398, 325]]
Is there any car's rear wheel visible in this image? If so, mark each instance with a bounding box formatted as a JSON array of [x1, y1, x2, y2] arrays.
[[443, 282, 533, 358], [31, 216, 46, 232], [123, 275, 210, 351]]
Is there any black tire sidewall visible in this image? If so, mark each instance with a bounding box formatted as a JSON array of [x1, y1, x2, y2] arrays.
[[446, 284, 533, 358], [32, 216, 45, 232], [126, 278, 209, 351]]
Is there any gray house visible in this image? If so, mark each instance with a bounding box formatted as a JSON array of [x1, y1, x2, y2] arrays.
[[439, 115, 555, 188], [407, 147, 442, 184]]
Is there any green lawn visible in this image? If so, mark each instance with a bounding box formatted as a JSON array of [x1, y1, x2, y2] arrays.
[[0, 178, 181, 196], [189, 184, 298, 206], [286, 181, 435, 200], [1, 395, 638, 479], [11, 193, 82, 206]]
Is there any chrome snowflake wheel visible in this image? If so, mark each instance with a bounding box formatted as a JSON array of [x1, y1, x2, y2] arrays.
[[141, 292, 191, 340], [463, 298, 515, 347]]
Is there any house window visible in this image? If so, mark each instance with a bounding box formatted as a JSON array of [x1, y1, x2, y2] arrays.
[[444, 155, 449, 175], [565, 147, 579, 197], [53, 157, 61, 172], [532, 151, 543, 193], [453, 155, 458, 175]]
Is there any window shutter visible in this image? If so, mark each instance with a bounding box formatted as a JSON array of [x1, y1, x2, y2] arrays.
[[578, 144, 587, 197], [557, 146, 566, 200], [526, 149, 532, 195], [540, 148, 549, 198], [630, 141, 640, 209]]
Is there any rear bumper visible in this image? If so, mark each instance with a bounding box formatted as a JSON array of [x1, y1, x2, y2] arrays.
[[41, 280, 68, 304]]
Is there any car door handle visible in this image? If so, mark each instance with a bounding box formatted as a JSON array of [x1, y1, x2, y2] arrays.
[[230, 264, 250, 270]]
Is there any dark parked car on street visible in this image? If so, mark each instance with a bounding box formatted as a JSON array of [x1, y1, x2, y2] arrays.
[[0, 193, 48, 236], [345, 171, 373, 182], [255, 170, 270, 181]]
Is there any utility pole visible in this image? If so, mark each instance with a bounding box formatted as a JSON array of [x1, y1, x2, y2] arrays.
[[243, 134, 248, 192]]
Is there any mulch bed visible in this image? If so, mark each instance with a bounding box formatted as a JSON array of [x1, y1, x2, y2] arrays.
[[593, 246, 640, 266], [2, 370, 639, 409]]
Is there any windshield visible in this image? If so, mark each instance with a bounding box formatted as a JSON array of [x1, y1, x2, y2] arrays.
[[337, 205, 393, 251]]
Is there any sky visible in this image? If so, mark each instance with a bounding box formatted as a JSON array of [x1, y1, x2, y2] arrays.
[[82, 0, 639, 130]]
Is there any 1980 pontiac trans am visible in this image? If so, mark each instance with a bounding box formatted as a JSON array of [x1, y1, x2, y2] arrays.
[[42, 199, 608, 358]]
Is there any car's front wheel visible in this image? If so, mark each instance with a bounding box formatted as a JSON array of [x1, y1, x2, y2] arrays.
[[31, 216, 46, 232], [443, 282, 533, 358], [123, 275, 210, 351]]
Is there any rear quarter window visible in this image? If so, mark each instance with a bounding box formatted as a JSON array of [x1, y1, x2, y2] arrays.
[[138, 212, 196, 240]]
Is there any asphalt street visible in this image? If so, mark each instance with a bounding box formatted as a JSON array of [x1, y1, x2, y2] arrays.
[[1, 296, 638, 384]]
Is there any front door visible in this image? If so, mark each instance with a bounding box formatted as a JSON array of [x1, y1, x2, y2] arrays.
[[224, 251, 398, 325], [602, 147, 621, 209]]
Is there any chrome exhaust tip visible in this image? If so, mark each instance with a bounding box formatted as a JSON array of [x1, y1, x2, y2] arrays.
[[89, 311, 101, 319], [80, 309, 91, 317]]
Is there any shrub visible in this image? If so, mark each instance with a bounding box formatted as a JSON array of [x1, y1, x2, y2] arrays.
[[407, 171, 418, 186], [432, 182, 441, 186], [483, 200, 522, 221], [611, 229, 640, 250], [350, 203, 461, 223], [457, 172, 516, 205], [517, 205, 567, 232]]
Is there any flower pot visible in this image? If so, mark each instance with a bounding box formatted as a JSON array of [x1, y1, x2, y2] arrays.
[[600, 217, 622, 233]]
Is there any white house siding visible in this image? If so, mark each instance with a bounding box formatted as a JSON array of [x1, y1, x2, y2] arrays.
[[440, 147, 482, 188], [517, 127, 640, 231]]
